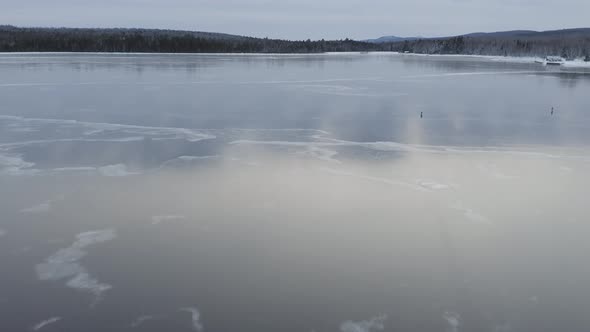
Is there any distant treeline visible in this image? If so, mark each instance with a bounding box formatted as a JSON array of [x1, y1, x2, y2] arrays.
[[0, 26, 381, 53], [387, 29, 590, 60], [1, 26, 590, 59]]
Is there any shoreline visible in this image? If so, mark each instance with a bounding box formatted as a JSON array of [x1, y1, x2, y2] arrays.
[[0, 51, 589, 68]]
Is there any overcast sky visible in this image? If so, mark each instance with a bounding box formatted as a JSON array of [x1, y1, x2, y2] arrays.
[[2, 0, 589, 40]]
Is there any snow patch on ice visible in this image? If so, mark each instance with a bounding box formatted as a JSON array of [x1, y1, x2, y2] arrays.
[[0, 115, 215, 147], [562, 60, 590, 68], [177, 155, 217, 161], [98, 164, 138, 177], [131, 315, 157, 328], [559, 166, 573, 173], [416, 179, 450, 190], [53, 167, 98, 172], [300, 146, 341, 163], [65, 272, 112, 296], [36, 229, 116, 299], [443, 312, 461, 332], [151, 215, 186, 225], [340, 314, 387, 332], [320, 167, 429, 192], [32, 317, 61, 331], [180, 307, 203, 332], [21, 196, 65, 214], [159, 155, 220, 169], [478, 163, 518, 180], [0, 152, 37, 176], [451, 201, 491, 224], [21, 202, 52, 214], [291, 84, 408, 97], [0, 229, 5, 237]]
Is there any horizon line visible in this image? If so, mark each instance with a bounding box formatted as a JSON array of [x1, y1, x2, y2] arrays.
[[2, 24, 590, 42]]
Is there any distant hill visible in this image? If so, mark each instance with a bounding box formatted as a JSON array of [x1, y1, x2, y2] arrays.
[[369, 28, 590, 43], [364, 36, 421, 43]]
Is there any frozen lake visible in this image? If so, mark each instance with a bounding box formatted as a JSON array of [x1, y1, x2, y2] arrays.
[[1, 53, 590, 332]]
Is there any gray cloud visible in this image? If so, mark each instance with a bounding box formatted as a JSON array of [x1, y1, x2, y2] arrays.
[[1, 0, 588, 39]]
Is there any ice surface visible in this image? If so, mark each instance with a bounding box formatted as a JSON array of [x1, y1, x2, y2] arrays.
[[36, 229, 116, 298], [494, 322, 512, 332], [340, 315, 387, 332], [290, 84, 407, 97], [404, 71, 538, 79], [0, 229, 5, 237], [32, 317, 61, 331], [180, 307, 203, 332], [477, 163, 518, 180], [231, 138, 590, 161]]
